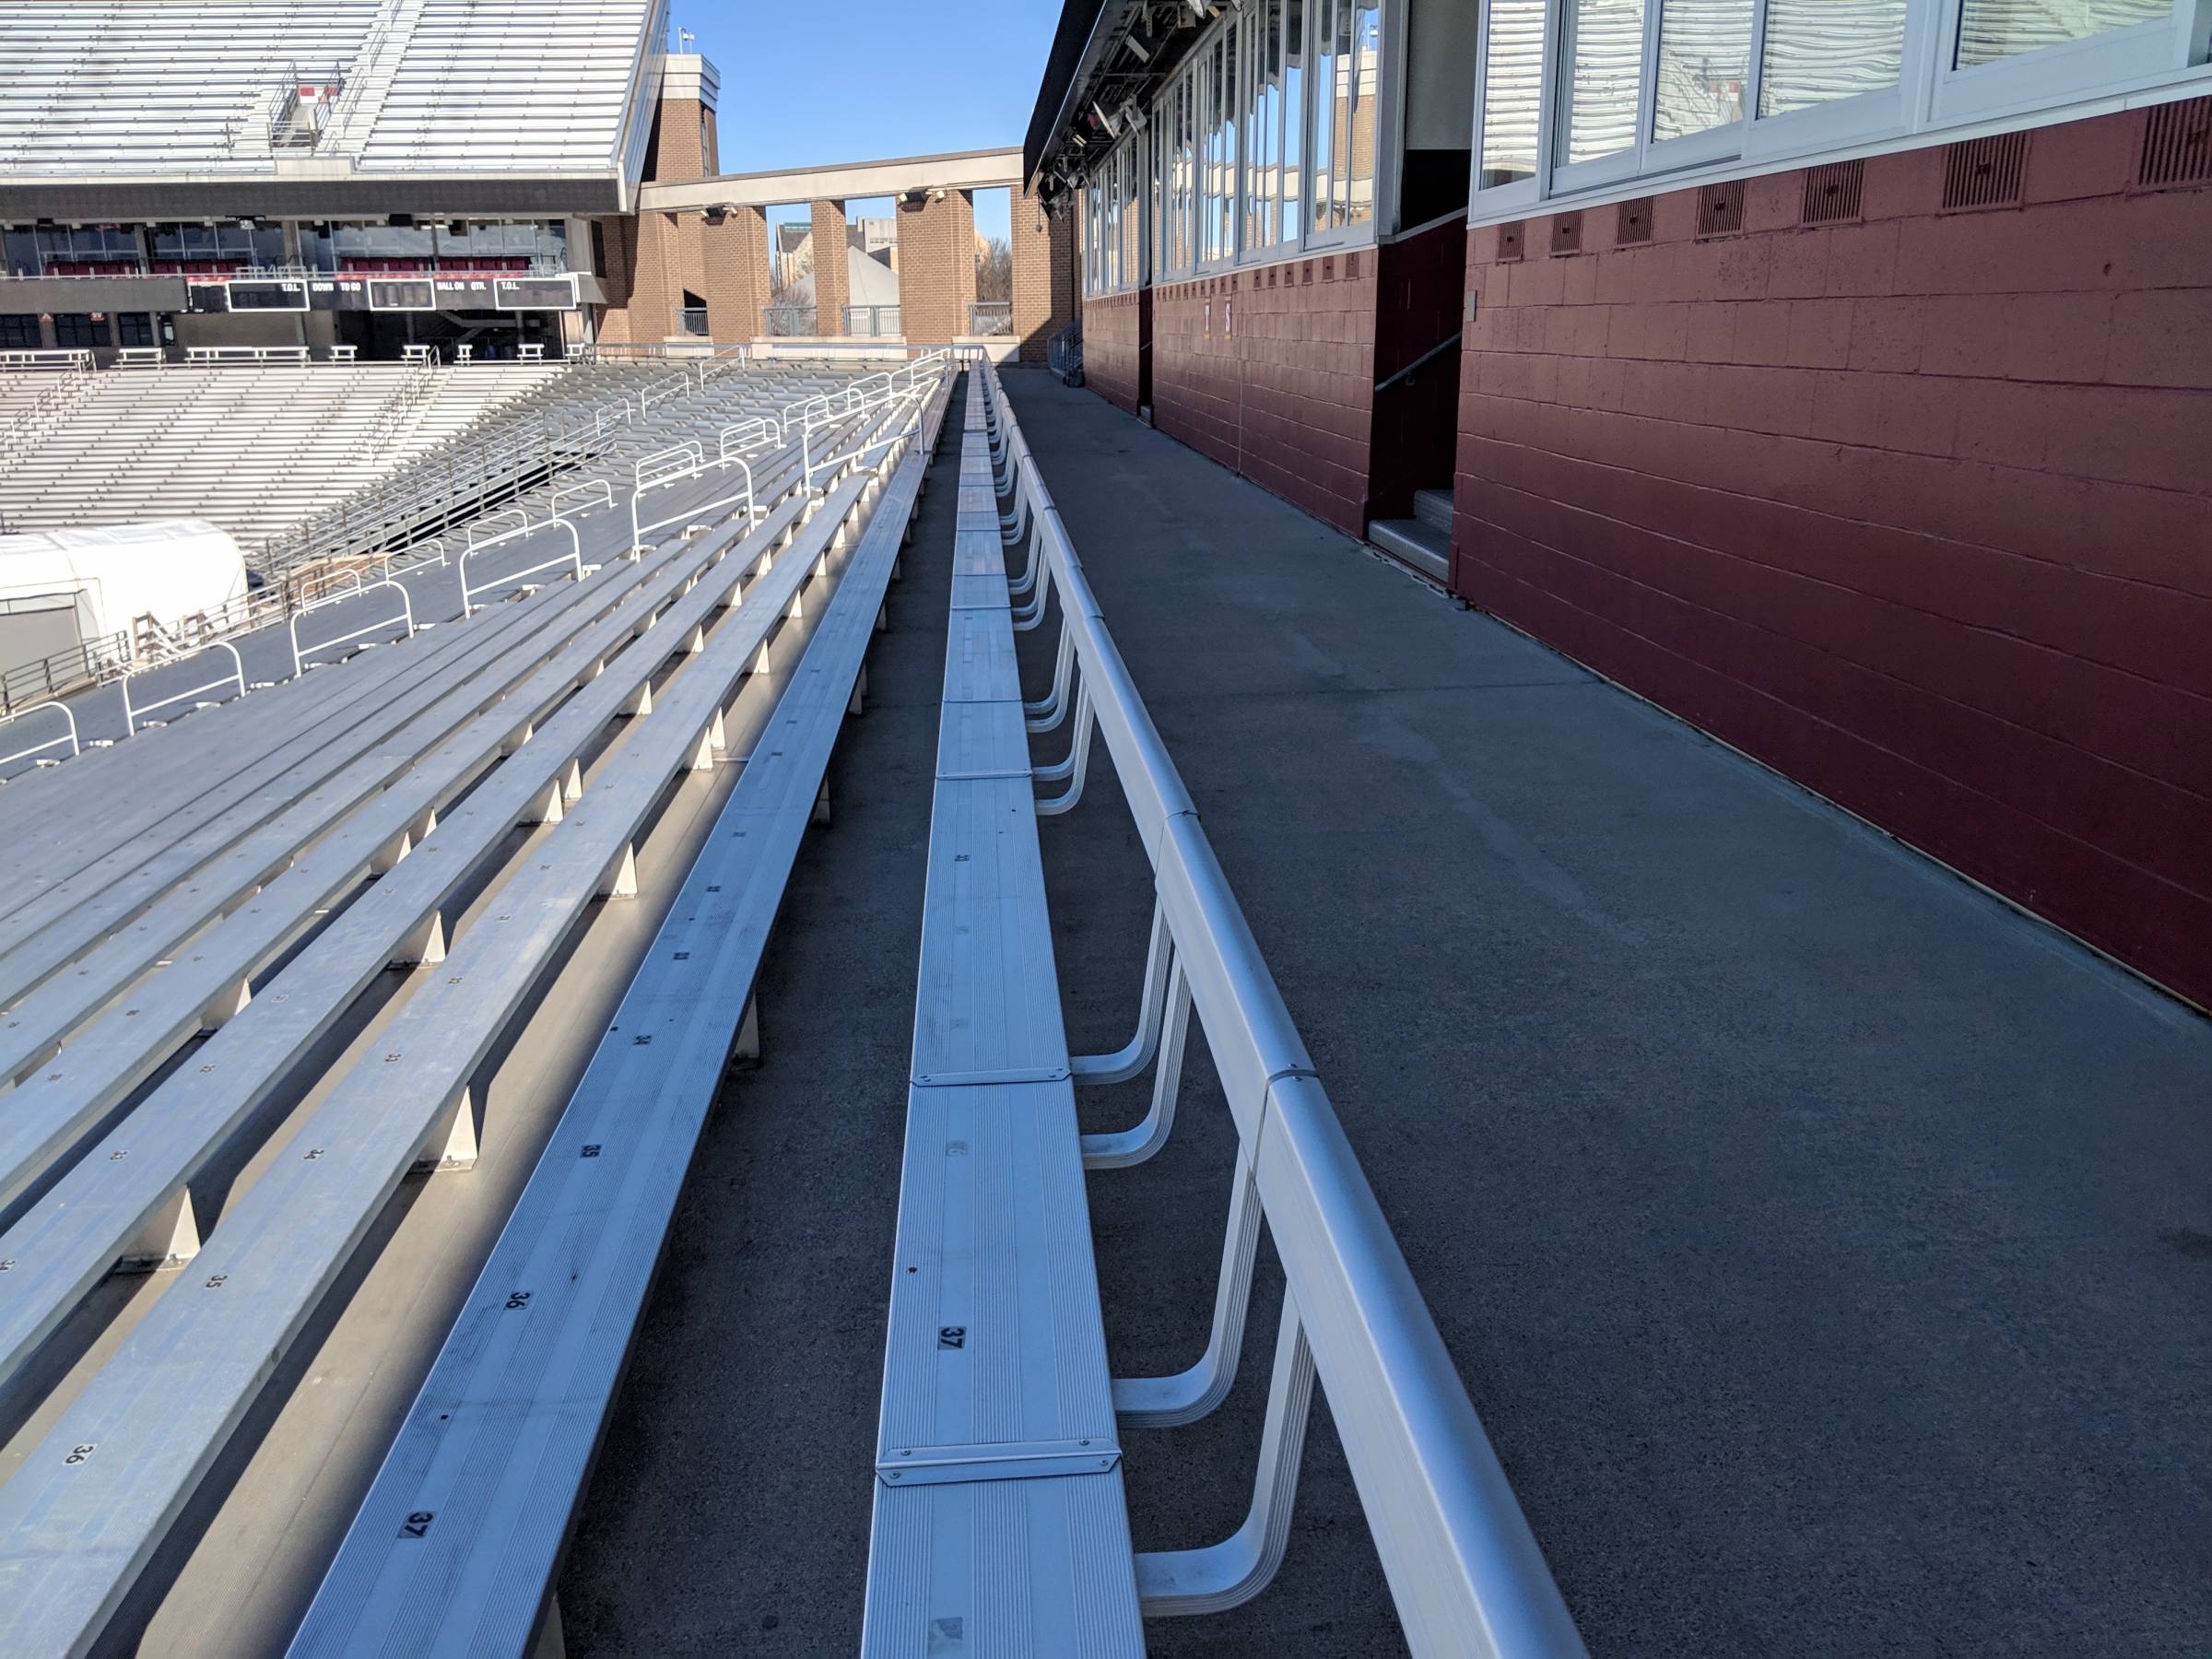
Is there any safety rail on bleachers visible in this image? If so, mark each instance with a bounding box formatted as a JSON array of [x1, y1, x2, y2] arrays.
[[0, 629, 128, 718], [0, 700, 78, 769], [863, 366, 1588, 1657], [0, 382, 937, 1657]]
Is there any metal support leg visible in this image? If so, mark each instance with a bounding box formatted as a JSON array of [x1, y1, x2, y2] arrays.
[[1112, 1148, 1262, 1423], [1071, 906, 1172, 1082], [1026, 623, 1076, 732], [1012, 552, 1052, 632], [1134, 1291, 1315, 1618], [1032, 692, 1094, 816], [1008, 520, 1043, 599], [1081, 961, 1192, 1169]]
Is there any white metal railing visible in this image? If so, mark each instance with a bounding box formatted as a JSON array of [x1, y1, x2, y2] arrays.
[[0, 700, 79, 771], [803, 385, 929, 494], [465, 506, 534, 551], [459, 519, 585, 618], [0, 349, 93, 371], [183, 345, 311, 365], [628, 437, 759, 560], [122, 641, 246, 735], [547, 478, 614, 521], [288, 579, 416, 677], [982, 364, 1585, 1655]]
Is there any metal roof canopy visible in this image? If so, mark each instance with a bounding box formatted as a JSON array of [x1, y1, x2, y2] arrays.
[[1022, 1, 1207, 199]]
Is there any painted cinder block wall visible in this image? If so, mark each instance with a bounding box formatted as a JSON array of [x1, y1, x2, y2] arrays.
[[1082, 288, 1143, 413], [1130, 252, 1380, 535], [1451, 100, 2212, 1007]]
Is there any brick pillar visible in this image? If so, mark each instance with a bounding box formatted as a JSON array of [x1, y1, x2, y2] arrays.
[[895, 188, 977, 347], [626, 209, 680, 343], [703, 204, 771, 344], [809, 199, 849, 337], [652, 98, 707, 182], [1012, 184, 1077, 362]]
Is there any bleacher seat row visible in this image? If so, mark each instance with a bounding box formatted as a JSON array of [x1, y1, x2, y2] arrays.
[[0, 371, 948, 1654], [858, 368, 1589, 1656]]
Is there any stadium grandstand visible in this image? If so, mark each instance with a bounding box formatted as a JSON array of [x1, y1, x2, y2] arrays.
[[0, 1, 2206, 1657]]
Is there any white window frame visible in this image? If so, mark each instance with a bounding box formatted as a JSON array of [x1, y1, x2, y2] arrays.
[[1471, 0, 2212, 220], [1133, 0, 1391, 281]]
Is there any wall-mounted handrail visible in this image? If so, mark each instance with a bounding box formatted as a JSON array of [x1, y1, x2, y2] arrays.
[[288, 580, 416, 677], [0, 700, 80, 771], [1375, 330, 1464, 394], [460, 519, 584, 618], [122, 641, 246, 735], [982, 364, 1585, 1656]]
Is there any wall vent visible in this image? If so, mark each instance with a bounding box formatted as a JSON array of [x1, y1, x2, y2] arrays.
[[1615, 197, 1653, 244], [2140, 96, 2212, 189], [1941, 133, 2028, 210], [1550, 211, 1583, 255], [1496, 220, 1525, 262], [1800, 159, 1865, 224], [1346, 251, 1360, 277], [1696, 180, 1746, 237]]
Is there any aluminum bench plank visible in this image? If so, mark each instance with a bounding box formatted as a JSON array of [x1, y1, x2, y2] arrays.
[[864, 377, 1140, 1656], [285, 386, 947, 1659], [0, 472, 885, 1659]]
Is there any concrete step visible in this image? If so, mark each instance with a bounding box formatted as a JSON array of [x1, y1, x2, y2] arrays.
[[1413, 487, 1454, 535], [1369, 516, 1449, 583]]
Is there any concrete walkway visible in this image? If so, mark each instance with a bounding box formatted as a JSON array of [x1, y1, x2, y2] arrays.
[[562, 371, 2212, 1657]]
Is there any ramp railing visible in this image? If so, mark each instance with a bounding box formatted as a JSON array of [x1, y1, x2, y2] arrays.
[[981, 364, 1584, 1656]]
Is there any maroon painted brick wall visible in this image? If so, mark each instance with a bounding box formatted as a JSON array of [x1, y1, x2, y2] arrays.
[[1083, 288, 1142, 415], [1451, 102, 2212, 1007], [1083, 250, 1380, 535]]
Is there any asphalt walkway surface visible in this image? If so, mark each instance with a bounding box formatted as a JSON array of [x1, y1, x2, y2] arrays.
[[564, 369, 2212, 1656]]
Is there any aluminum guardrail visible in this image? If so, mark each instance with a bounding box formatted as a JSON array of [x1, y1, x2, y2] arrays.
[[980, 364, 1585, 1657]]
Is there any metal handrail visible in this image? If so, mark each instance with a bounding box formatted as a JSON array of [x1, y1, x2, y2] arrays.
[[288, 579, 416, 677], [982, 364, 1584, 1655], [0, 700, 79, 771], [459, 519, 585, 618], [1376, 331, 1464, 394], [122, 641, 246, 735]]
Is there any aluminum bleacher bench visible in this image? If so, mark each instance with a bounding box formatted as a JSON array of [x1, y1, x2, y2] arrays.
[[0, 437, 845, 1246], [0, 393, 942, 1657], [0, 432, 878, 1427], [0, 564, 639, 1075], [284, 371, 951, 1658], [854, 369, 1590, 1658], [859, 379, 1143, 1653]]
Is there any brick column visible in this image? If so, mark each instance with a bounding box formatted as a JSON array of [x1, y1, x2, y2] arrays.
[[895, 188, 977, 347], [1012, 184, 1077, 362], [702, 204, 771, 344], [809, 199, 849, 337]]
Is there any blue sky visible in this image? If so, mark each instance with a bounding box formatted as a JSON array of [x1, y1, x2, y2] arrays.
[[680, 0, 1056, 241]]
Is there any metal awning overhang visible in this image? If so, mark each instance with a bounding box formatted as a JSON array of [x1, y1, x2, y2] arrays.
[[1024, 0, 1139, 199]]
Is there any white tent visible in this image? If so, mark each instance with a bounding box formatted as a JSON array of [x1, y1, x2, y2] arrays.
[[0, 520, 248, 677]]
